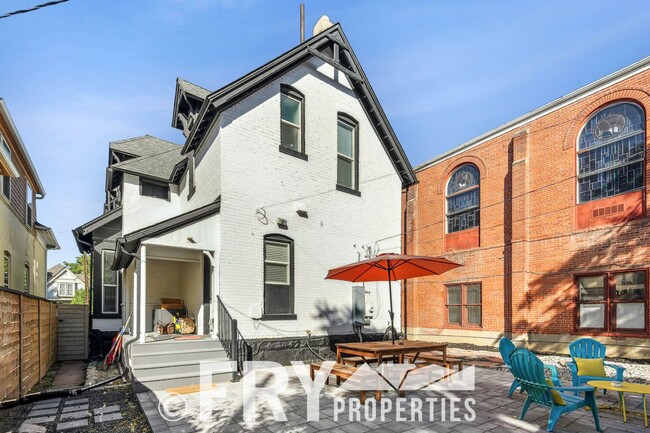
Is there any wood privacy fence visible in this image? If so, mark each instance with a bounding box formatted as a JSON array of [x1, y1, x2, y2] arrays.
[[57, 304, 89, 361], [0, 288, 58, 402]]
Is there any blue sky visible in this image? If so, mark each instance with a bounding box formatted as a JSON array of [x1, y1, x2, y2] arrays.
[[2, 0, 650, 265]]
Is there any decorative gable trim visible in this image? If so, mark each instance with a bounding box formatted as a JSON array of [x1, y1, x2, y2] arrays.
[[181, 24, 417, 187]]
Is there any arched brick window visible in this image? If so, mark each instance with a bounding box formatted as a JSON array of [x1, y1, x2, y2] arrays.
[[577, 102, 645, 203], [446, 164, 480, 233]]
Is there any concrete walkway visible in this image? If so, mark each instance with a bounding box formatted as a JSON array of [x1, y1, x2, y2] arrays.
[[51, 361, 85, 390], [136, 366, 649, 433]]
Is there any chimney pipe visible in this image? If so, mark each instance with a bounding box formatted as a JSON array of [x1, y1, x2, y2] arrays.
[[300, 4, 305, 42]]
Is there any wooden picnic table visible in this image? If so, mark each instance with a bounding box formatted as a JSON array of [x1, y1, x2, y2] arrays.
[[336, 340, 447, 365], [335, 340, 448, 399]]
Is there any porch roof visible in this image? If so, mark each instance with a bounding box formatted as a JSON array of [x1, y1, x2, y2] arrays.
[[112, 197, 221, 270], [72, 206, 123, 253]]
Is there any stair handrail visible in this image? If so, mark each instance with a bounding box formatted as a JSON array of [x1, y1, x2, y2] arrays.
[[216, 295, 251, 381]]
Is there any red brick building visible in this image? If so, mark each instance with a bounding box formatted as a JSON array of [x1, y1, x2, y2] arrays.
[[403, 57, 650, 357]]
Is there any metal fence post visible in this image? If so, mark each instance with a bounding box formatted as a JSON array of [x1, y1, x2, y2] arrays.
[[230, 318, 239, 382]]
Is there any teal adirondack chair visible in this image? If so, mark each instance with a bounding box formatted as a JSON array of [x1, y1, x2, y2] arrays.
[[567, 338, 625, 392], [499, 337, 561, 397], [509, 348, 601, 432]]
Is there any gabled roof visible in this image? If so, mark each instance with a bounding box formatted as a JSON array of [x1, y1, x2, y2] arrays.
[[35, 221, 60, 250], [112, 198, 221, 270], [172, 78, 211, 133], [109, 135, 180, 158], [180, 23, 417, 187], [178, 78, 210, 100], [47, 263, 66, 281], [72, 206, 123, 253], [111, 147, 185, 182]]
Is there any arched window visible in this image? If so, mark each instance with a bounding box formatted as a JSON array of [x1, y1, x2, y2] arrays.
[[446, 164, 480, 233], [577, 102, 645, 203]]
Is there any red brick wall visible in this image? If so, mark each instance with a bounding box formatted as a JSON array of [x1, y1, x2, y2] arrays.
[[405, 71, 650, 339]]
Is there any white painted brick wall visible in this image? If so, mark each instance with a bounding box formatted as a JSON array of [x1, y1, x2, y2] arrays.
[[121, 173, 183, 234], [120, 58, 404, 341], [216, 59, 402, 339]]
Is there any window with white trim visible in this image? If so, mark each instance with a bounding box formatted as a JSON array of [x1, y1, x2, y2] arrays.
[[3, 251, 10, 287], [25, 181, 33, 226], [24, 264, 29, 293], [1, 176, 10, 200], [102, 250, 118, 314]]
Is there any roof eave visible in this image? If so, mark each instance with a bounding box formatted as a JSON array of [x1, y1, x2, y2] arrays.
[[0, 99, 46, 195], [112, 197, 221, 270]]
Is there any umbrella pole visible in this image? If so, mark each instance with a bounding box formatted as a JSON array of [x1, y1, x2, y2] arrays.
[[388, 267, 395, 345]]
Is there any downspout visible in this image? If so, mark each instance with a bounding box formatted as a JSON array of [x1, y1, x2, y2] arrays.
[[402, 185, 410, 339]]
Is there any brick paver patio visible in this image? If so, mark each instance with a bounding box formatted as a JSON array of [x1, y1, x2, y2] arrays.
[[137, 367, 649, 433]]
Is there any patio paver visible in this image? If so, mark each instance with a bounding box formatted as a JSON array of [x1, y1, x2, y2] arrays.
[[135, 366, 650, 432]]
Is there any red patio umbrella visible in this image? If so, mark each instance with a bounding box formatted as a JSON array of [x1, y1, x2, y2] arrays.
[[325, 253, 462, 344]]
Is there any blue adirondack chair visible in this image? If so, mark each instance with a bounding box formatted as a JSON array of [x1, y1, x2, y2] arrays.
[[509, 348, 601, 432], [499, 337, 561, 397], [567, 338, 625, 392]]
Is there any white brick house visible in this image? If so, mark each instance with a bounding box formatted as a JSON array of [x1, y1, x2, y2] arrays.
[[74, 22, 416, 388]]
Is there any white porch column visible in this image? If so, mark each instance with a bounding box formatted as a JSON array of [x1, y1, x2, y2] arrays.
[[138, 244, 147, 344], [132, 261, 139, 337]]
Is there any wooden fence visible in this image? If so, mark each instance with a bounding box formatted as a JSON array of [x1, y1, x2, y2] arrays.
[[0, 287, 58, 402]]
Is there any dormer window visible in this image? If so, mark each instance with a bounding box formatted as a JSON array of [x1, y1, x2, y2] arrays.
[[279, 85, 306, 159], [140, 179, 169, 200]]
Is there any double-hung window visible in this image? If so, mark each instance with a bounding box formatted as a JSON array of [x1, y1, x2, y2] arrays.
[[1, 176, 10, 200], [23, 264, 29, 293], [336, 115, 359, 194], [3, 251, 10, 287], [25, 182, 33, 226], [280, 86, 305, 157], [577, 271, 646, 332], [263, 234, 295, 319], [102, 250, 119, 314], [446, 283, 482, 327]]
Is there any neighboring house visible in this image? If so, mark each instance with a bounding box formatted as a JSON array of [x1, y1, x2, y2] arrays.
[[46, 263, 86, 303], [404, 56, 650, 358], [0, 98, 59, 297], [73, 20, 416, 389]]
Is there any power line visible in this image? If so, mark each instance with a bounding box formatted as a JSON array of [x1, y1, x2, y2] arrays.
[[0, 0, 69, 20]]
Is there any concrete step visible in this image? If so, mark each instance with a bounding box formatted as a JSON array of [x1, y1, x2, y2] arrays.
[[132, 371, 235, 392], [131, 347, 228, 367], [129, 337, 236, 392], [132, 359, 235, 379], [130, 338, 223, 355]]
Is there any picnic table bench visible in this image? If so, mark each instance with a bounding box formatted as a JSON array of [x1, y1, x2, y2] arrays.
[[310, 362, 380, 403], [404, 352, 464, 371]]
